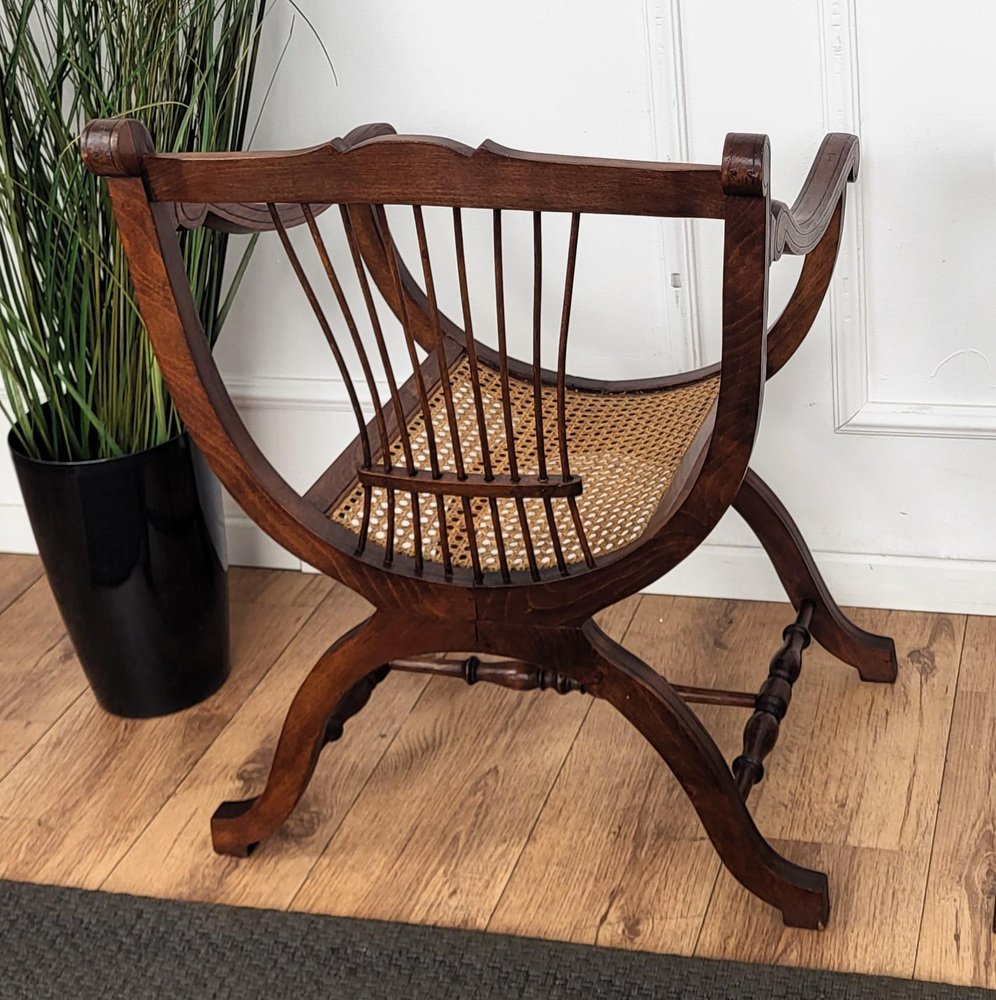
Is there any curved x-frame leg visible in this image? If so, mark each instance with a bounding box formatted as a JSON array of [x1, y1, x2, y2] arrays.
[[211, 611, 471, 857], [734, 468, 898, 683], [580, 619, 829, 929]]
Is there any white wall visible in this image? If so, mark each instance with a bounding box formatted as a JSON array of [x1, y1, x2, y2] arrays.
[[3, 0, 995, 614]]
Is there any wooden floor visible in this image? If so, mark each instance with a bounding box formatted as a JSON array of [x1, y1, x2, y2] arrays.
[[1, 553, 994, 988]]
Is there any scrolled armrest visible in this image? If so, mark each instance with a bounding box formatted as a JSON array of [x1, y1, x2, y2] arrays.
[[770, 133, 858, 259]]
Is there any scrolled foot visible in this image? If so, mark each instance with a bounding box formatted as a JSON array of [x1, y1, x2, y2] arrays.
[[779, 872, 830, 930], [211, 797, 261, 858], [734, 469, 898, 684]]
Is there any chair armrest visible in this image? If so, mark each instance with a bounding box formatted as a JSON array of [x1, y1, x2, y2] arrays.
[[770, 133, 858, 259]]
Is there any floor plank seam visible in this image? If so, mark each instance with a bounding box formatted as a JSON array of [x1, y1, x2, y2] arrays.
[[483, 598, 643, 935], [98, 593, 334, 893], [0, 561, 43, 618], [910, 614, 971, 980], [284, 672, 436, 914], [483, 697, 596, 934], [0, 687, 88, 787]]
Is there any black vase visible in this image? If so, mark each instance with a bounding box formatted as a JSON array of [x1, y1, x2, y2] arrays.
[[9, 429, 230, 718]]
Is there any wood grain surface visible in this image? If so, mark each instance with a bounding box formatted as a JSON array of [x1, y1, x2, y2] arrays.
[[0, 557, 989, 987]]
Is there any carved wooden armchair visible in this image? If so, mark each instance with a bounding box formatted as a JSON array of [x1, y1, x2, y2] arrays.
[[83, 118, 897, 929]]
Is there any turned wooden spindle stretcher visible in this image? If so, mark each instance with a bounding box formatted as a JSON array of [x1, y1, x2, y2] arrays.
[[82, 118, 897, 929]]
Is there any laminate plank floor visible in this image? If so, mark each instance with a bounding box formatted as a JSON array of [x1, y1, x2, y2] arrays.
[[0, 555, 991, 988]]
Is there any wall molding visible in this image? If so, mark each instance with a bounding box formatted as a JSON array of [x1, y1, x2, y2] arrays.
[[818, 0, 996, 439], [643, 0, 704, 369]]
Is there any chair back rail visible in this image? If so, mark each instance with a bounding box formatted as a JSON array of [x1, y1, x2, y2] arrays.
[[81, 119, 856, 624]]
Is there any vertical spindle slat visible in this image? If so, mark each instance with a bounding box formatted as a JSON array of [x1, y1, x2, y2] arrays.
[[378, 207, 447, 573], [531, 211, 548, 480], [542, 498, 568, 575], [412, 493, 424, 575], [489, 498, 511, 583], [357, 485, 372, 557], [385, 487, 396, 566], [453, 210, 493, 476], [453, 208, 490, 575], [567, 496, 596, 568], [516, 502, 540, 580], [413, 207, 465, 476], [493, 210, 519, 482], [556, 212, 581, 482], [414, 206, 477, 577], [378, 206, 440, 479], [436, 495, 453, 576], [269, 204, 371, 469], [557, 212, 593, 571], [303, 205, 390, 467], [462, 497, 483, 583], [341, 206, 415, 475]]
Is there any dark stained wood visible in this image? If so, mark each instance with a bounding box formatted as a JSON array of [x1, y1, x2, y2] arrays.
[[733, 601, 813, 799], [81, 117, 896, 928], [138, 137, 727, 219], [357, 466, 583, 499], [770, 133, 859, 259], [389, 655, 585, 694], [733, 469, 898, 682]]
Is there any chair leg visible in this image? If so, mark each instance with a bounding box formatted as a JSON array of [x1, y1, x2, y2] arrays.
[[581, 619, 830, 929], [211, 611, 467, 858], [733, 468, 897, 683]]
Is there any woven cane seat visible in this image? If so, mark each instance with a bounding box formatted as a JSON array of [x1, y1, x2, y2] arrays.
[[330, 357, 719, 573]]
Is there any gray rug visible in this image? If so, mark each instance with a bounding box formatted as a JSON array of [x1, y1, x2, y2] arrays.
[[0, 878, 989, 999]]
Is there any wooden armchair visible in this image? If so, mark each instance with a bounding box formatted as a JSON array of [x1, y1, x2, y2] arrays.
[[83, 118, 897, 929]]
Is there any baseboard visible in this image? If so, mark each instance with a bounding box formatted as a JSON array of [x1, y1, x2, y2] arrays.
[[4, 502, 993, 615], [644, 542, 996, 616], [223, 516, 301, 571], [2, 505, 303, 572]]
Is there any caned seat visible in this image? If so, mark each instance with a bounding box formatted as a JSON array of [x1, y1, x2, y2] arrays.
[[330, 358, 720, 573], [85, 117, 899, 931]]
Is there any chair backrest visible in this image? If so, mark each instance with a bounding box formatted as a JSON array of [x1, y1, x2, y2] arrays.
[[81, 119, 798, 619]]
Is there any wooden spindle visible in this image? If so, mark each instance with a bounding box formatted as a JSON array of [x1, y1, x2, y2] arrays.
[[542, 497, 568, 575], [268, 204, 371, 468], [452, 208, 494, 483], [378, 206, 443, 571], [493, 210, 519, 482], [379, 207, 440, 476], [412, 493, 424, 575], [341, 206, 415, 475], [356, 485, 372, 556], [567, 496, 596, 569], [488, 497, 511, 583], [461, 496, 483, 583], [414, 206, 476, 575], [389, 655, 584, 694], [303, 204, 390, 467], [435, 495, 453, 576], [413, 207, 465, 476], [514, 502, 540, 580], [384, 486, 396, 566], [532, 211, 548, 480], [733, 601, 814, 799], [556, 212, 580, 482]]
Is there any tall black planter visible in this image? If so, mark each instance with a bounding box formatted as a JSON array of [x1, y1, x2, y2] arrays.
[[9, 429, 230, 718]]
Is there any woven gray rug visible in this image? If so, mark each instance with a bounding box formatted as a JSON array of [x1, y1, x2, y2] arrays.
[[0, 878, 990, 1000]]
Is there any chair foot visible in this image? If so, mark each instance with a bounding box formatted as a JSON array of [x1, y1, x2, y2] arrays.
[[209, 612, 469, 859], [734, 468, 897, 683], [211, 798, 260, 858], [580, 620, 830, 929]]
